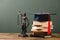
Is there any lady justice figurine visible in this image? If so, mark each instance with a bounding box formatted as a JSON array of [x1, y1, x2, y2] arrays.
[[17, 11, 29, 37]]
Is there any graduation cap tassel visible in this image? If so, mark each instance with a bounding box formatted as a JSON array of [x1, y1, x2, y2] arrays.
[[48, 14, 50, 35]]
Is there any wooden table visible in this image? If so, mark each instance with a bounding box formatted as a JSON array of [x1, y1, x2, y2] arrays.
[[0, 33, 60, 40]]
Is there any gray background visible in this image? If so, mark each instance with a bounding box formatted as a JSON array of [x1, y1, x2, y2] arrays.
[[0, 0, 59, 33]]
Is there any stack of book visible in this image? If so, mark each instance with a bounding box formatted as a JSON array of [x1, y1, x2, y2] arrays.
[[31, 21, 53, 33], [31, 13, 54, 37]]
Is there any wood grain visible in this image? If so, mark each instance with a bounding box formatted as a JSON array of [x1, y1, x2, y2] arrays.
[[0, 33, 59, 40]]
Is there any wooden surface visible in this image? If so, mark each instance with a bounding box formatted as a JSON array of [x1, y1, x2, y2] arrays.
[[0, 33, 60, 40]]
